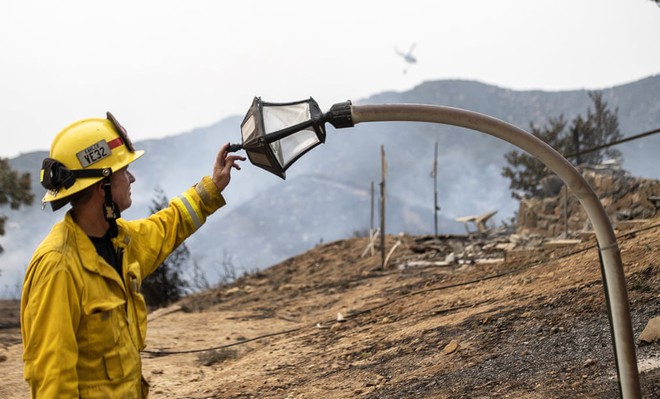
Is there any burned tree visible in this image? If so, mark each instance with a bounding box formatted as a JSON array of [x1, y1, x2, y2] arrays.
[[502, 91, 622, 200]]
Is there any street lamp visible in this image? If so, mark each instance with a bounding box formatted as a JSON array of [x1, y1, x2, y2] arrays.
[[232, 97, 353, 179], [229, 98, 641, 398]]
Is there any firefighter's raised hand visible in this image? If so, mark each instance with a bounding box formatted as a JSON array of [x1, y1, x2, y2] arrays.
[[212, 143, 245, 192]]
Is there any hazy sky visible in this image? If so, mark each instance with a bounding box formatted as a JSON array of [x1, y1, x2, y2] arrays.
[[2, 0, 659, 158]]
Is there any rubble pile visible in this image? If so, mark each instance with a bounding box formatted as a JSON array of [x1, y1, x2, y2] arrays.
[[400, 234, 513, 268], [370, 166, 659, 270], [516, 165, 660, 238]]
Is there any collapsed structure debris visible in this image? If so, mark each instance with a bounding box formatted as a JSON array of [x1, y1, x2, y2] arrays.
[[455, 210, 498, 235], [392, 162, 658, 269], [517, 163, 659, 238]]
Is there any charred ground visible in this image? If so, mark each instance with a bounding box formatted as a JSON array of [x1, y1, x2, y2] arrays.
[[1, 219, 659, 398]]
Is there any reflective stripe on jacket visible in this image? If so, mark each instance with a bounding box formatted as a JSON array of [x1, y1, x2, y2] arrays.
[[21, 176, 225, 398]]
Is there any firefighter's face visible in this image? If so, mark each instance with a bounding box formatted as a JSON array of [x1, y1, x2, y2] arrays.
[[111, 167, 135, 212]]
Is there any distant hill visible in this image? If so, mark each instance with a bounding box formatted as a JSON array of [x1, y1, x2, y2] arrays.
[[2, 75, 659, 295]]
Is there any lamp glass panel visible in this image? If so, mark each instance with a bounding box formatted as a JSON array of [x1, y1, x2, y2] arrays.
[[263, 103, 311, 134], [269, 128, 320, 168], [241, 114, 259, 143], [247, 150, 272, 169]]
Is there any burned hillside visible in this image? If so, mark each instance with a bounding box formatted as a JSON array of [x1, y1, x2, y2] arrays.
[[145, 217, 659, 398]]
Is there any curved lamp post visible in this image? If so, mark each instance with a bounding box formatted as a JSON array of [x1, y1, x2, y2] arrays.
[[231, 98, 641, 398]]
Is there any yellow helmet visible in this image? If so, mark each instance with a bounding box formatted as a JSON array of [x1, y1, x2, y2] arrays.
[[41, 112, 144, 210]]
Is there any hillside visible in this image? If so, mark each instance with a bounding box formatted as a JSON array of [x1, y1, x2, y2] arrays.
[[1, 216, 659, 398], [3, 75, 660, 294]]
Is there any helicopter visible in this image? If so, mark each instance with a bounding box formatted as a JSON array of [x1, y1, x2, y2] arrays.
[[395, 43, 417, 64]]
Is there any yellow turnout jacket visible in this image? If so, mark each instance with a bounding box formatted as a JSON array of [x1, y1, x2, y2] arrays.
[[21, 176, 225, 398]]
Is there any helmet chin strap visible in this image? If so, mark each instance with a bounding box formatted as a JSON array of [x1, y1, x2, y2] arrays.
[[102, 177, 121, 238]]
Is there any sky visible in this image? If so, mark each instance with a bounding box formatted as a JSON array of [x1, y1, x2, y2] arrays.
[[1, 0, 659, 159]]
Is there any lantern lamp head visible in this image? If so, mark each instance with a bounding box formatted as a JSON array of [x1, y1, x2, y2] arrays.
[[239, 97, 326, 179], [231, 97, 353, 179]]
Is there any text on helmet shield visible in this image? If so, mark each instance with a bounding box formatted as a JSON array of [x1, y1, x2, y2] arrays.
[[76, 140, 111, 168]]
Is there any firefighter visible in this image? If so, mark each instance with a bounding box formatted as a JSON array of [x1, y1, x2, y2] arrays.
[[20, 112, 244, 398]]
